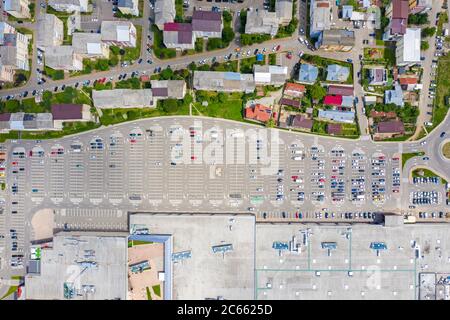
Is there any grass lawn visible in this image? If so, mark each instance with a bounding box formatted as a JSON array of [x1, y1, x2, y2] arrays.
[[193, 92, 244, 121], [45, 66, 65, 80], [100, 104, 190, 126], [121, 25, 142, 62], [381, 134, 413, 142], [430, 54, 450, 132], [152, 284, 161, 298], [401, 152, 425, 169], [0, 286, 18, 300], [443, 142, 450, 159], [240, 56, 265, 73], [412, 168, 448, 184], [269, 53, 277, 65], [146, 287, 152, 300]]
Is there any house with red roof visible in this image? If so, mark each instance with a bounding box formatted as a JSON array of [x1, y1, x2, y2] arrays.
[[327, 85, 353, 96], [244, 104, 273, 123], [323, 95, 343, 106], [163, 22, 195, 50], [386, 0, 409, 38], [374, 120, 405, 140], [399, 76, 420, 91], [284, 83, 306, 98]]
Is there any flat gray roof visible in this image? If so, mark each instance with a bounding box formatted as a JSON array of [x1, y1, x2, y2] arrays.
[[25, 231, 128, 300], [129, 213, 255, 300]]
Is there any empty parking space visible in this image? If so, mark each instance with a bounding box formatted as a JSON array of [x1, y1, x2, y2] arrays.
[[29, 146, 46, 202], [68, 141, 85, 203], [49, 144, 65, 202], [107, 132, 125, 204]]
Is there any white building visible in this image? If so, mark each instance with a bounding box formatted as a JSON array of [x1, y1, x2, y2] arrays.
[[101, 21, 137, 47], [72, 33, 110, 58], [48, 0, 89, 13], [396, 28, 421, 66], [253, 65, 288, 86], [44, 46, 83, 71], [4, 0, 30, 19], [37, 14, 64, 50], [245, 9, 279, 36], [154, 0, 176, 30]]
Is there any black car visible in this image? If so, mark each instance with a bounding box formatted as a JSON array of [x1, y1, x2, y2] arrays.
[[54, 86, 58, 92], [74, 82, 79, 88], [32, 90, 37, 96], [440, 132, 446, 138], [23, 91, 28, 97], [147, 59, 152, 64], [61, 84, 66, 90], [138, 58, 143, 64]]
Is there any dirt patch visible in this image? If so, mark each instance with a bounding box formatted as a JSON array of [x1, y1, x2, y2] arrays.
[[128, 242, 164, 300], [30, 209, 54, 241], [443, 142, 450, 159]]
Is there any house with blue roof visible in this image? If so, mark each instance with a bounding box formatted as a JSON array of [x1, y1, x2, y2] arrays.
[[298, 63, 319, 84], [318, 110, 355, 123], [342, 5, 353, 20], [384, 83, 404, 107], [326, 64, 350, 82]]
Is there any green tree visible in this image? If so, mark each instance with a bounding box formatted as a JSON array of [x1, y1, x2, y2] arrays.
[[160, 67, 174, 80], [266, 118, 275, 128], [162, 99, 179, 113], [421, 41, 429, 51], [222, 27, 235, 45], [408, 13, 429, 25], [308, 84, 326, 101], [421, 27, 436, 38], [95, 59, 109, 71]]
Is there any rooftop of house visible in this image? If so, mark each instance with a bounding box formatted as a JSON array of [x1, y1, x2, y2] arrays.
[[51, 104, 85, 120], [192, 10, 222, 32], [376, 120, 405, 134], [245, 104, 272, 122], [163, 22, 194, 44]]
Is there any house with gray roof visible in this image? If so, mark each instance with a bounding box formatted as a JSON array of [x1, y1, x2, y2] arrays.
[[318, 109, 355, 123], [154, 0, 175, 30], [253, 65, 288, 86], [118, 0, 139, 16], [298, 63, 319, 84], [245, 9, 279, 36], [193, 71, 255, 93], [72, 33, 110, 58], [37, 14, 64, 50], [150, 80, 186, 100], [342, 5, 353, 20], [276, 0, 293, 26], [44, 46, 83, 71], [48, 0, 89, 13], [384, 83, 404, 107], [101, 21, 137, 47], [326, 64, 350, 82], [310, 0, 331, 38], [318, 29, 355, 52], [92, 89, 154, 109]]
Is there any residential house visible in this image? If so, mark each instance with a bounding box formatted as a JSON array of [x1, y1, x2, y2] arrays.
[[276, 0, 293, 26], [375, 120, 405, 139], [154, 0, 176, 30], [0, 22, 29, 72], [385, 83, 404, 107], [284, 82, 306, 98], [280, 98, 300, 108], [364, 95, 377, 105], [323, 95, 343, 106], [396, 28, 421, 66], [150, 80, 187, 105], [0, 65, 14, 82], [117, 0, 139, 16], [48, 0, 89, 13], [101, 21, 137, 47], [384, 0, 408, 39], [318, 109, 355, 123], [37, 14, 64, 50], [1, 112, 53, 131], [368, 67, 387, 86], [72, 33, 110, 59], [163, 23, 195, 50], [289, 114, 313, 131], [44, 46, 83, 71], [409, 0, 432, 14], [92, 89, 154, 109], [326, 64, 350, 82], [244, 104, 273, 123], [253, 65, 288, 86], [192, 11, 223, 39], [327, 123, 342, 135], [0, 113, 12, 131], [298, 63, 319, 84], [310, 0, 331, 38], [399, 76, 420, 91], [51, 104, 93, 129], [245, 8, 279, 36], [193, 71, 255, 93], [318, 29, 355, 52], [4, 0, 30, 19], [370, 110, 397, 119], [327, 85, 353, 96]]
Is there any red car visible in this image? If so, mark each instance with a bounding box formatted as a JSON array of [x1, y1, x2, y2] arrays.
[[286, 52, 293, 59], [191, 156, 196, 160], [291, 175, 298, 180], [276, 45, 281, 51]]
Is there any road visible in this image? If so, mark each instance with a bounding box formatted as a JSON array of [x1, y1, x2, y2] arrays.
[[410, 0, 443, 140]]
